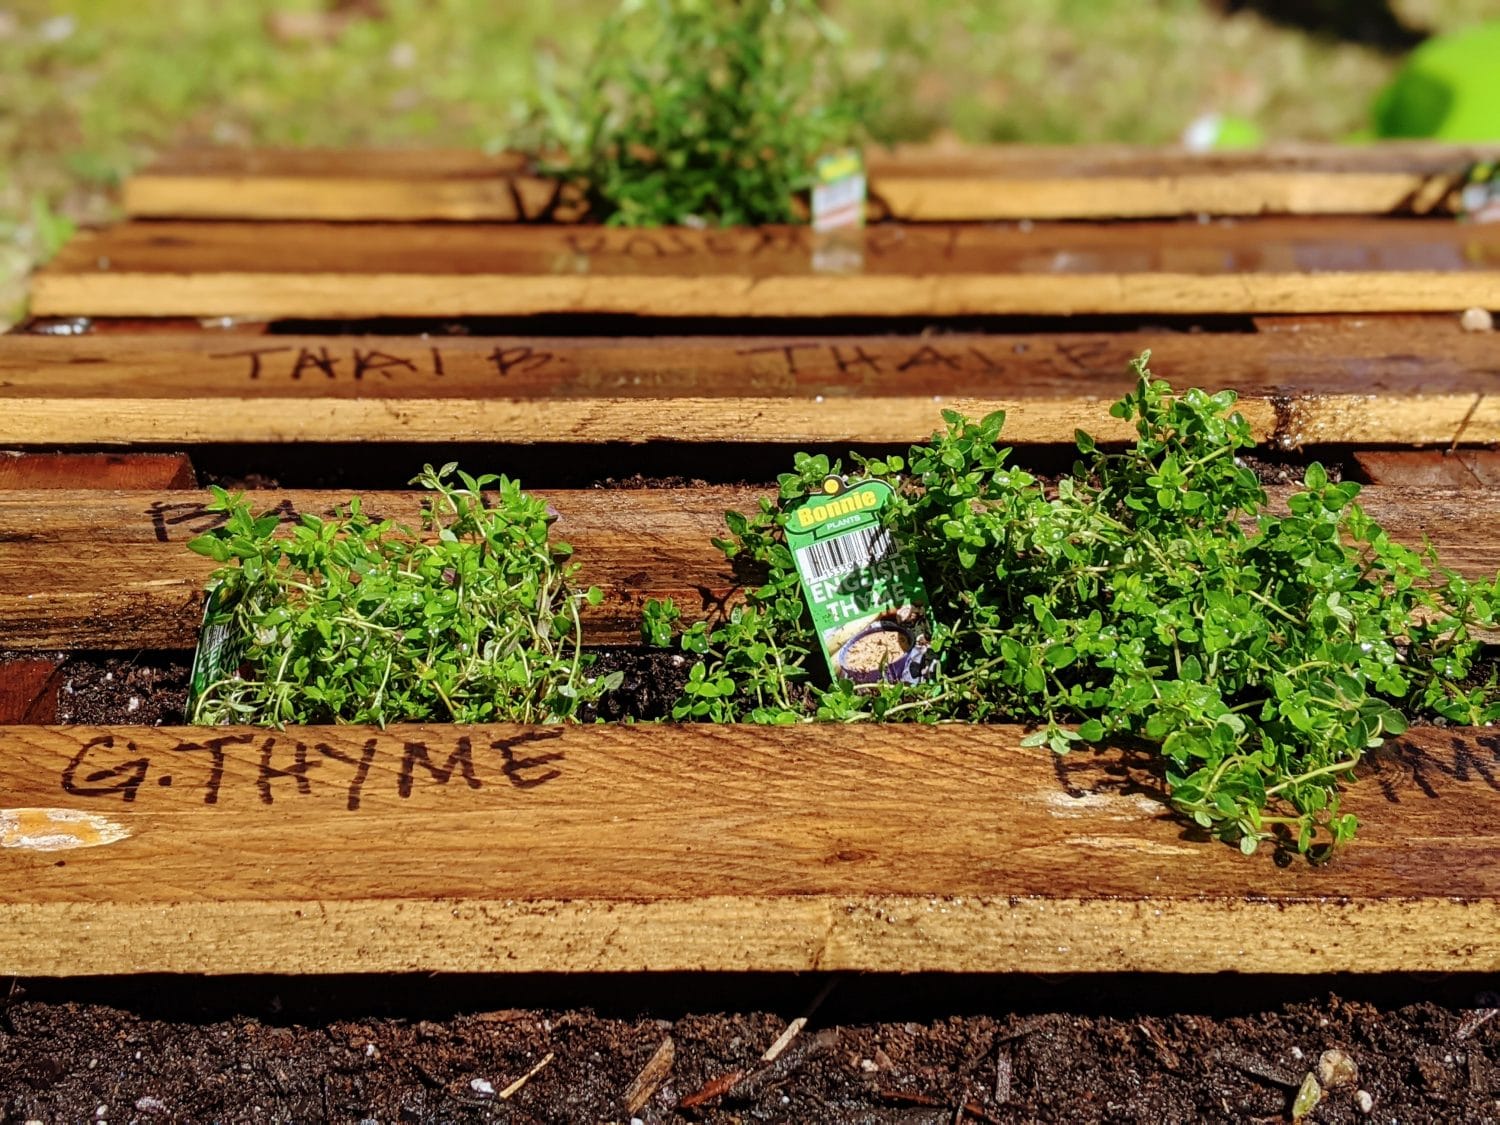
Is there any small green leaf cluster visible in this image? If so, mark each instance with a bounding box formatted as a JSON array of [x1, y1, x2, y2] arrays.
[[536, 0, 875, 226], [187, 464, 619, 727], [665, 355, 1500, 853]]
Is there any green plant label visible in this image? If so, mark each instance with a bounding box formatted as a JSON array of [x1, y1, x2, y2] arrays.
[[811, 148, 866, 232], [1461, 161, 1500, 223], [785, 477, 934, 685], [184, 581, 241, 721]]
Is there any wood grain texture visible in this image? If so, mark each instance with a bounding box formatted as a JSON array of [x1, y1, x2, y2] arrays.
[[1353, 450, 1500, 489], [0, 658, 64, 723], [3, 319, 1500, 445], [124, 142, 1500, 222], [32, 220, 1500, 319], [0, 722, 1493, 976], [1, 485, 1498, 652], [0, 452, 196, 490]]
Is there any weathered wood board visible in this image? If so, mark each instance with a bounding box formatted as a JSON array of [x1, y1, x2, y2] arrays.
[[1354, 450, 1500, 489], [124, 142, 1500, 222], [0, 452, 196, 490], [32, 219, 1500, 319], [3, 318, 1499, 445], [0, 723, 1493, 976], [1, 485, 1497, 652]]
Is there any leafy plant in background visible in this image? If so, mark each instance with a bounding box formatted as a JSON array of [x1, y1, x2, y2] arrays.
[[535, 0, 876, 226], [658, 356, 1500, 855], [187, 464, 619, 727]]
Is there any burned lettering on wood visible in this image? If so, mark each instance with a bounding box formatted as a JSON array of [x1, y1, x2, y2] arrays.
[[173, 733, 252, 806], [291, 347, 339, 380], [736, 343, 821, 376], [487, 346, 554, 377], [896, 345, 962, 373], [829, 345, 882, 376], [317, 738, 379, 811], [63, 735, 149, 803], [352, 349, 417, 380], [492, 732, 565, 790], [399, 737, 480, 797], [209, 346, 293, 379], [257, 737, 320, 805], [148, 499, 223, 543], [147, 498, 316, 543], [1373, 735, 1500, 802], [212, 346, 449, 381]]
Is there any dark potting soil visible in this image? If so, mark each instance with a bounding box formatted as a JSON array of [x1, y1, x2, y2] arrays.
[[1, 977, 1496, 1124], [42, 649, 690, 726], [53, 652, 191, 727]]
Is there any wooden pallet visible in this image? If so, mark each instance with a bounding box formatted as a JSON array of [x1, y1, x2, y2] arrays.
[[125, 142, 1500, 222], [2, 484, 1497, 652], [31, 218, 1500, 320], [7, 143, 1500, 977], [1, 723, 1494, 975], [3, 317, 1499, 445]]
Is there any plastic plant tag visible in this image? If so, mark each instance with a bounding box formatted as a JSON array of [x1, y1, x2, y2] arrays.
[[786, 476, 935, 686], [184, 580, 241, 721], [811, 148, 866, 232], [810, 148, 866, 274], [1460, 161, 1500, 223]]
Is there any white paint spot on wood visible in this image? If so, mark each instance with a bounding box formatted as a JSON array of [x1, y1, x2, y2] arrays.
[[0, 808, 130, 851], [1045, 791, 1164, 820]]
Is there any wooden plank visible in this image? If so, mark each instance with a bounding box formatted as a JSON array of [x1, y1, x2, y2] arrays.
[[869, 141, 1498, 221], [0, 488, 731, 651], [126, 148, 576, 223], [1456, 450, 1500, 487], [0, 452, 196, 490], [3, 319, 1500, 445], [0, 722, 1493, 976], [1355, 451, 1484, 489], [0, 659, 63, 723], [32, 219, 1500, 320], [1, 485, 1497, 652], [125, 142, 1500, 222]]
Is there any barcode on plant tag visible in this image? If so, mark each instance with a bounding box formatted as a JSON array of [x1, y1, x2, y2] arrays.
[[795, 526, 894, 582]]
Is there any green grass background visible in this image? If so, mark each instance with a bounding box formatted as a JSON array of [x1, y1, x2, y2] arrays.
[[1, 0, 1495, 326]]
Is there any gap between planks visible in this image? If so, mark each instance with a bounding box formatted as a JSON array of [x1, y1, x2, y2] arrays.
[[2, 485, 1500, 652], [123, 142, 1500, 222], [31, 219, 1500, 320], [3, 320, 1500, 445], [0, 723, 1494, 975]]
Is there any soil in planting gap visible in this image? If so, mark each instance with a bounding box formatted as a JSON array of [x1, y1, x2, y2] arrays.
[[21, 648, 687, 725], [22, 312, 1262, 339], [257, 312, 1263, 339], [163, 441, 1355, 491], [2, 974, 1495, 1123]]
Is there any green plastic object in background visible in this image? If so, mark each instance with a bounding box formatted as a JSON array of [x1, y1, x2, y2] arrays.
[[1373, 21, 1500, 141]]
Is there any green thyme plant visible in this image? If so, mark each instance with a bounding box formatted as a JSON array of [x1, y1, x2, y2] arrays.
[[536, 0, 875, 226], [662, 355, 1500, 854], [186, 464, 619, 727]]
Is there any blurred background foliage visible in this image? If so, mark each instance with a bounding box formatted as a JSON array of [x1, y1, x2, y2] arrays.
[[1, 0, 1497, 324]]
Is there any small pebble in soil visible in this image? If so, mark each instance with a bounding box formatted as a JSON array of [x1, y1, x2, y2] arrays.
[[1317, 1048, 1358, 1088], [470, 1078, 495, 1096], [1460, 307, 1495, 333], [134, 1096, 168, 1115], [859, 1058, 879, 1072], [1355, 1089, 1374, 1114]]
